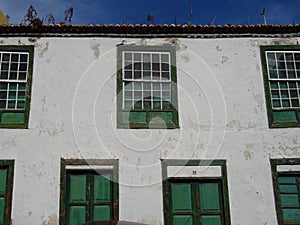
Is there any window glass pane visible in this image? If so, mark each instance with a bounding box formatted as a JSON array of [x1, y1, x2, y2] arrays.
[[171, 184, 192, 211], [94, 174, 111, 202], [17, 101, 25, 109], [69, 206, 86, 225], [173, 215, 193, 225], [7, 100, 15, 109], [94, 205, 111, 221], [143, 53, 150, 62], [69, 175, 86, 202], [0, 83, 7, 90], [0, 101, 5, 109], [18, 72, 27, 80], [2, 54, 9, 62], [20, 54, 28, 62], [0, 91, 6, 99], [1, 63, 9, 71], [199, 183, 220, 211], [18, 83, 26, 91]]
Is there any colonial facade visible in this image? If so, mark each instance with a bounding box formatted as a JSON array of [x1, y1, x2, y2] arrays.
[[0, 24, 299, 225]]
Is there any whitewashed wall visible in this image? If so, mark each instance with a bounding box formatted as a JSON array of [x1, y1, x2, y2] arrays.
[[0, 36, 299, 225]]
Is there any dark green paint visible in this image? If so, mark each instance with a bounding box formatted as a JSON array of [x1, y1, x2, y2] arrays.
[[171, 183, 192, 211], [273, 111, 298, 123], [173, 215, 193, 225], [260, 45, 300, 128], [94, 175, 111, 202], [201, 215, 221, 225], [200, 183, 220, 211], [1, 112, 25, 123], [69, 206, 85, 225], [0, 170, 7, 195], [0, 198, 4, 224], [117, 45, 179, 129], [69, 175, 87, 202], [94, 205, 111, 221]]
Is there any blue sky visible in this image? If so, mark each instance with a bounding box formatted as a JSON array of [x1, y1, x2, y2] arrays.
[[0, 0, 299, 25]]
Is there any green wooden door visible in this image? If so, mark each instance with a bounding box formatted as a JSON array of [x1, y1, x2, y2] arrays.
[[169, 180, 224, 225], [66, 172, 113, 225]]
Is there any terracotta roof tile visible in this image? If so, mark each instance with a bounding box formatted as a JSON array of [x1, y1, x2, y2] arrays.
[[0, 24, 299, 37]]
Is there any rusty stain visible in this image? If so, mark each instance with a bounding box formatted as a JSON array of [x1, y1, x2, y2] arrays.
[[41, 96, 47, 113], [221, 55, 229, 64], [180, 53, 190, 63], [91, 43, 100, 58], [41, 215, 58, 225], [36, 41, 49, 58], [244, 151, 253, 160], [272, 38, 298, 46], [245, 143, 255, 149], [226, 120, 242, 129], [215, 45, 222, 52]]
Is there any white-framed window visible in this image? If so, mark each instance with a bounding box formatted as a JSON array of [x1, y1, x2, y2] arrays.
[[0, 51, 29, 110], [117, 45, 179, 129], [266, 51, 300, 109], [122, 51, 172, 110], [261, 46, 300, 128]]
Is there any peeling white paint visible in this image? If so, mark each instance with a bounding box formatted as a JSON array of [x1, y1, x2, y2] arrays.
[[0, 37, 298, 225]]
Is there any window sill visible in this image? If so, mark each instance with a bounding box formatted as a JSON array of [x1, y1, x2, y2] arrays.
[[117, 122, 179, 129]]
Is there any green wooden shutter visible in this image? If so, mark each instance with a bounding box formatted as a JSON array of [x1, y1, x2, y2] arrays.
[[0, 169, 7, 224], [278, 176, 300, 223], [171, 183, 192, 211], [201, 215, 221, 225], [69, 206, 86, 225], [94, 175, 111, 202], [93, 174, 111, 221], [94, 206, 110, 221], [68, 175, 87, 225], [70, 175, 87, 202], [199, 183, 220, 211], [173, 215, 193, 225]]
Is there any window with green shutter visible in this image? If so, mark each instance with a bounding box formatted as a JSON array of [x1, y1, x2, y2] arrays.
[[271, 158, 300, 225], [60, 159, 119, 225], [0, 160, 14, 225], [260, 46, 300, 128], [162, 160, 231, 225], [0, 46, 34, 129], [117, 45, 179, 129]]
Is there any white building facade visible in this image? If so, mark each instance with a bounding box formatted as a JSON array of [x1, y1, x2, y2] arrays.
[[0, 24, 299, 225]]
